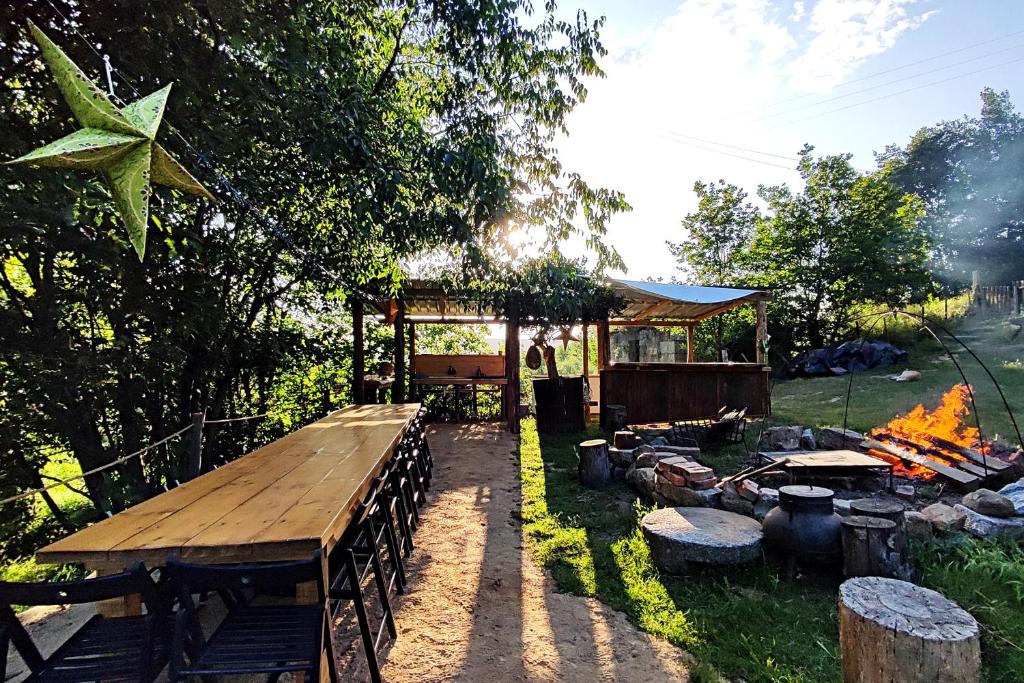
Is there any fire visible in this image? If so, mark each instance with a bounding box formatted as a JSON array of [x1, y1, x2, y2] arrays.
[[867, 384, 986, 480]]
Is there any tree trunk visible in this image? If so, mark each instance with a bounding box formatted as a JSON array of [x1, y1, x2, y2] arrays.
[[578, 439, 610, 488], [841, 516, 899, 578], [839, 576, 980, 683], [543, 344, 559, 379]]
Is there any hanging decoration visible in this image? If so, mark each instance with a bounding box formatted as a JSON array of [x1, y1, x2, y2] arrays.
[[7, 20, 214, 260], [555, 326, 579, 350]]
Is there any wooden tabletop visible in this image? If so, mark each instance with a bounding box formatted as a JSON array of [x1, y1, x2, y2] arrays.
[[37, 403, 421, 569], [412, 377, 508, 386], [760, 450, 892, 468]]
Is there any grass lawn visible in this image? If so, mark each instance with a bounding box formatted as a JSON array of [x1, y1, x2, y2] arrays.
[[516, 317, 1024, 682]]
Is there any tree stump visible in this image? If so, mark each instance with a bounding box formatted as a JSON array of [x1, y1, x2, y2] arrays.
[[841, 516, 899, 578], [839, 576, 980, 683], [604, 404, 627, 431], [578, 439, 610, 488], [850, 498, 908, 556]]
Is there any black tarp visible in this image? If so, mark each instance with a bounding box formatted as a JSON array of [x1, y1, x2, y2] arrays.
[[783, 339, 908, 378]]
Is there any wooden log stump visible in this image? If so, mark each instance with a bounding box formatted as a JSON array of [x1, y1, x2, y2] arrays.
[[578, 439, 611, 488], [841, 516, 899, 578], [839, 576, 980, 683], [850, 498, 908, 556]]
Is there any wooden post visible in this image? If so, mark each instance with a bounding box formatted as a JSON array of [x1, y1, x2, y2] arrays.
[[582, 324, 590, 379], [578, 439, 610, 488], [393, 299, 406, 404], [755, 300, 767, 365], [352, 297, 365, 404], [597, 322, 611, 370], [187, 411, 205, 480], [839, 577, 980, 682], [504, 318, 521, 433], [686, 324, 695, 363], [408, 322, 416, 400]]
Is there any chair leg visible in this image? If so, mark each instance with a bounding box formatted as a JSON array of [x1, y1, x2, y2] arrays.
[[380, 500, 408, 592], [366, 519, 398, 640], [346, 551, 382, 683]]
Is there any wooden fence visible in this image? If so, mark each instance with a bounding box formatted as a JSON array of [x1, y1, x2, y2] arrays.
[[973, 280, 1024, 315]]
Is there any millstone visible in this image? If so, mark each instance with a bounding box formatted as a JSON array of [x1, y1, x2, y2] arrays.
[[641, 507, 763, 573]]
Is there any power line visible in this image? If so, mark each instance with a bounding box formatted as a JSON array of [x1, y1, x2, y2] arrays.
[[659, 131, 799, 161], [761, 53, 1024, 131], [753, 42, 1024, 122], [656, 133, 798, 170], [745, 28, 1024, 116]]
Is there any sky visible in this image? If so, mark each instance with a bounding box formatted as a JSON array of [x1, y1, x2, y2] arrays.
[[552, 0, 1024, 281]]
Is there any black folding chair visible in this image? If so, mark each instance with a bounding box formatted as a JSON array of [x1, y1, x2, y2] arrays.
[[166, 551, 336, 683], [0, 563, 171, 683], [327, 479, 400, 683]]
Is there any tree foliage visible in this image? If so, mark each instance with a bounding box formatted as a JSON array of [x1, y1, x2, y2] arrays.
[[668, 180, 757, 285], [0, 1, 623, 524], [745, 148, 930, 351], [879, 88, 1024, 286]]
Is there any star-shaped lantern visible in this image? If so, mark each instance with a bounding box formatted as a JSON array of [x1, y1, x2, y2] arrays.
[[7, 21, 214, 260], [555, 326, 579, 350]]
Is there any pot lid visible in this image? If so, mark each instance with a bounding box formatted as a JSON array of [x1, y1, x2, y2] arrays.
[[778, 485, 834, 500]]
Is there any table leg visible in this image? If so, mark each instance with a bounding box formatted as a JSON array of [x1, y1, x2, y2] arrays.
[[92, 564, 142, 617]]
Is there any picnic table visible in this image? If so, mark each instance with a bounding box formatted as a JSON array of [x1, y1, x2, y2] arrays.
[[37, 403, 421, 616]]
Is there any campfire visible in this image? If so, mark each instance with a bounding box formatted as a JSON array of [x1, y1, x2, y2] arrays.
[[863, 384, 1012, 486]]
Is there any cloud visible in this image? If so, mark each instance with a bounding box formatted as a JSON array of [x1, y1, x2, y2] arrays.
[[554, 0, 931, 278], [788, 0, 935, 92]]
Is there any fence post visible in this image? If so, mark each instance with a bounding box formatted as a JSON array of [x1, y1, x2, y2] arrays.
[[188, 411, 205, 480]]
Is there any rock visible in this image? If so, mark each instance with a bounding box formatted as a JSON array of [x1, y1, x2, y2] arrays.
[[763, 425, 803, 451], [921, 503, 966, 534], [995, 478, 1024, 515], [650, 445, 702, 458], [753, 487, 779, 521], [894, 369, 922, 382], [649, 436, 671, 447], [955, 504, 1024, 540], [607, 446, 636, 468], [904, 511, 934, 541], [721, 486, 755, 516], [819, 427, 866, 451], [999, 322, 1021, 341], [626, 465, 657, 498], [641, 507, 763, 572], [612, 466, 626, 480], [655, 476, 720, 507], [800, 428, 816, 450], [961, 488, 1016, 518], [635, 426, 674, 443], [894, 485, 916, 502]]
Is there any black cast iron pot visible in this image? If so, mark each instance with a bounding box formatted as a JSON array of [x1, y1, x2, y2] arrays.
[[762, 485, 842, 569]]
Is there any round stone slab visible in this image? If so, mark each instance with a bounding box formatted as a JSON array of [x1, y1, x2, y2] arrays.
[[641, 507, 763, 573]]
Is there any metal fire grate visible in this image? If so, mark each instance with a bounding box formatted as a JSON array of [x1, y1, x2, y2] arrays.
[[673, 413, 746, 447]]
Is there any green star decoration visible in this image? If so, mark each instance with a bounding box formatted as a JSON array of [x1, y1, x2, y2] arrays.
[[7, 20, 214, 260]]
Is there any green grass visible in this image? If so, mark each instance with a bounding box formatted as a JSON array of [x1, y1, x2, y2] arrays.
[[917, 538, 1024, 682], [518, 419, 841, 682], [771, 317, 1024, 443]]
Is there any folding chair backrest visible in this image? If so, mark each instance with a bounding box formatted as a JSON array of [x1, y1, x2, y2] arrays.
[[166, 551, 324, 601], [0, 562, 158, 612]]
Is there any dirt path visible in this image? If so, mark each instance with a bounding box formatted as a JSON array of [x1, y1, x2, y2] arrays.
[[337, 422, 691, 682]]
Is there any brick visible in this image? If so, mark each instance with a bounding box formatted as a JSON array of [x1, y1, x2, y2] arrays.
[[687, 477, 719, 490], [739, 479, 760, 501]]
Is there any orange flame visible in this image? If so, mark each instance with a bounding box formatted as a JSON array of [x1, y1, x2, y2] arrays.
[[868, 384, 985, 480]]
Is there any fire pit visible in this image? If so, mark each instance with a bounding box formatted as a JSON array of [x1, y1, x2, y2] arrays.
[[863, 384, 1014, 489]]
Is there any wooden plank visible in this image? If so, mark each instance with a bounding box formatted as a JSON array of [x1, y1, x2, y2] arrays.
[[38, 405, 419, 567], [862, 438, 979, 485], [922, 435, 1011, 471]]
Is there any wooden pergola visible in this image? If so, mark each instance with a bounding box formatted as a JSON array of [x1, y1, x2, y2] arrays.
[[352, 278, 771, 431]]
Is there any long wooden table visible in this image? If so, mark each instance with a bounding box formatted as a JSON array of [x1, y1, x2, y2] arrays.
[[37, 404, 420, 613]]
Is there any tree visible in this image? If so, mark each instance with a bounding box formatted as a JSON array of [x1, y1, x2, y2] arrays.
[[669, 180, 758, 284], [879, 88, 1024, 285], [0, 1, 625, 521], [745, 147, 930, 351], [669, 180, 758, 356]]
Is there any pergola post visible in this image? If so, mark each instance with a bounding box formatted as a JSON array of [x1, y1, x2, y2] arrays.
[[352, 297, 365, 404], [582, 324, 590, 378], [408, 322, 416, 401], [393, 298, 406, 403], [755, 300, 768, 365], [597, 322, 610, 370], [686, 324, 695, 363], [504, 317, 521, 433]]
